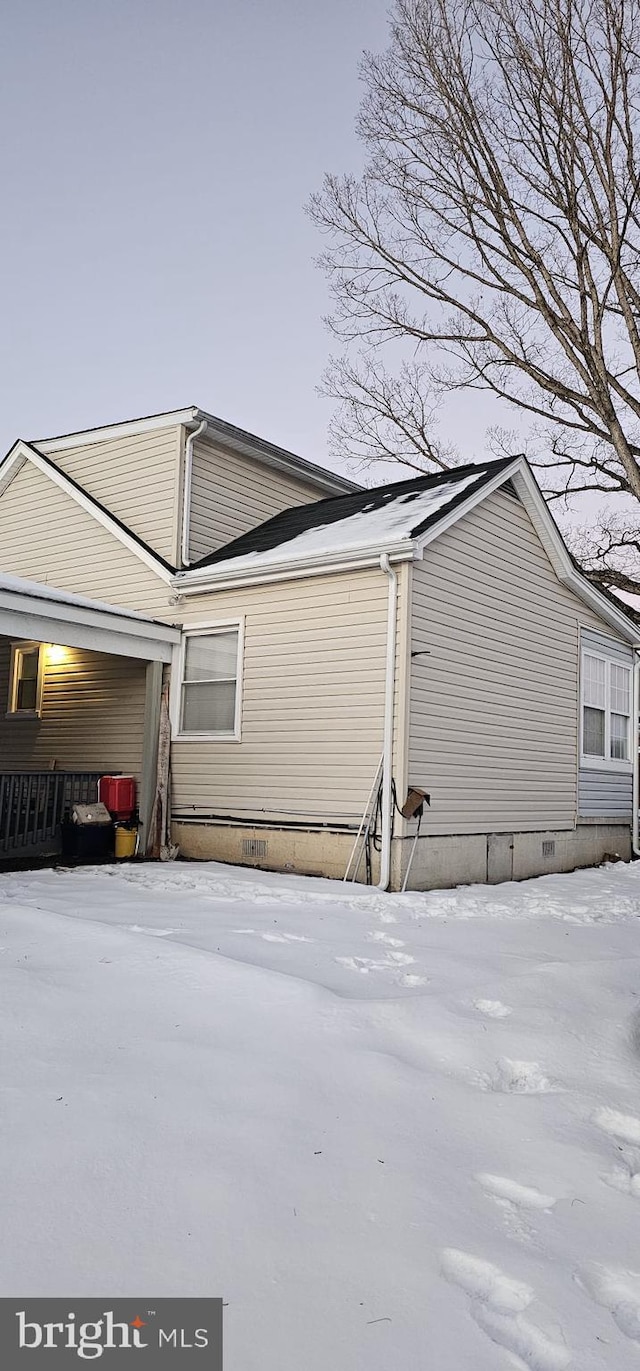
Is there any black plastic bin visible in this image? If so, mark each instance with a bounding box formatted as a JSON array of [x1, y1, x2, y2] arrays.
[[61, 819, 115, 863]]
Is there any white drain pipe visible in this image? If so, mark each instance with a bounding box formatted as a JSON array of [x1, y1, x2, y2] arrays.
[[180, 417, 207, 567], [378, 553, 398, 889], [633, 648, 640, 857]]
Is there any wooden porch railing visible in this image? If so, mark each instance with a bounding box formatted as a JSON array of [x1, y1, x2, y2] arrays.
[[0, 772, 105, 860]]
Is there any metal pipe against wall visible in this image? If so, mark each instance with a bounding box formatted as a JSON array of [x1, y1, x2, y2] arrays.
[[180, 418, 207, 568], [633, 648, 640, 857], [378, 554, 398, 890]]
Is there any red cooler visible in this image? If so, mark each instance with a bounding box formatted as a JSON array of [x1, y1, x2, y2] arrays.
[[99, 775, 136, 821]]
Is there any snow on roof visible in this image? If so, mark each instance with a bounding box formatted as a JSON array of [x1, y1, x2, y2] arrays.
[[189, 460, 513, 577], [0, 571, 151, 622]]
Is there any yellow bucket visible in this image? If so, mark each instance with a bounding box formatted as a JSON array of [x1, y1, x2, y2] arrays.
[[115, 826, 137, 860]]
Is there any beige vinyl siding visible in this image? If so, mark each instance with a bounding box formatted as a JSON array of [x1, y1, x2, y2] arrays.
[[188, 438, 325, 561], [171, 567, 395, 824], [50, 426, 181, 564], [0, 641, 146, 780], [0, 462, 174, 617], [409, 488, 627, 835]]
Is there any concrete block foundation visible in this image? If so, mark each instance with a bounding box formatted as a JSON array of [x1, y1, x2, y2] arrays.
[[172, 820, 372, 884], [395, 823, 632, 891], [173, 817, 632, 890]]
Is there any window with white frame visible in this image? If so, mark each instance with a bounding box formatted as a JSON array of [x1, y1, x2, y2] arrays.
[[179, 627, 241, 736], [581, 649, 631, 765], [7, 641, 44, 717]]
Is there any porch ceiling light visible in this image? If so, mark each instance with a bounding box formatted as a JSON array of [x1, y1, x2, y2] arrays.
[[46, 644, 69, 665]]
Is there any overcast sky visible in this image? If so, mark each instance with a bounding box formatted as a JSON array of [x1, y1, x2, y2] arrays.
[[0, 1, 397, 473]]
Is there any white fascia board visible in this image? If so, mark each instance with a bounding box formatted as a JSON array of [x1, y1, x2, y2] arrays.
[[0, 451, 26, 499], [173, 541, 415, 595], [413, 453, 640, 645], [0, 442, 174, 584], [33, 408, 199, 454], [413, 458, 524, 555], [511, 464, 640, 643], [0, 592, 180, 663]]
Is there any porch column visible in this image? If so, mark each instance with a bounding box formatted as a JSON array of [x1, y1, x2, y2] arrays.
[[139, 661, 164, 856]]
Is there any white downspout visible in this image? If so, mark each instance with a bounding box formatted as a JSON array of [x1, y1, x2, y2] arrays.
[[180, 417, 207, 568], [633, 647, 640, 857], [378, 553, 398, 889]]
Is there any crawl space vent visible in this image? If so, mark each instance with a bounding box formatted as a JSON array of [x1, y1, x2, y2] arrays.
[[542, 840, 556, 858], [242, 838, 268, 859]]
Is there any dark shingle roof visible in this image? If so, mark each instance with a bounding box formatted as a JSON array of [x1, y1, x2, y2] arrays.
[[188, 457, 516, 571]]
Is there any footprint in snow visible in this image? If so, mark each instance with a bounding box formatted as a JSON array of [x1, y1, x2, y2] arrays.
[[367, 930, 405, 947], [474, 998, 512, 1018], [477, 1058, 559, 1094], [476, 1174, 556, 1212], [128, 925, 177, 937], [576, 1265, 640, 1342], [261, 932, 315, 944], [593, 1106, 640, 1146], [335, 952, 416, 974], [233, 928, 314, 943], [593, 1107, 640, 1199], [441, 1249, 571, 1370], [601, 1154, 640, 1200]]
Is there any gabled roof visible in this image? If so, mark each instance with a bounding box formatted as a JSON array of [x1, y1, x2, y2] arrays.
[[0, 440, 175, 581], [179, 454, 640, 645], [32, 405, 359, 497], [188, 458, 514, 574]]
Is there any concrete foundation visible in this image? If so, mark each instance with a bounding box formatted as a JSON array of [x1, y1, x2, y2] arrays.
[[395, 823, 632, 891], [172, 820, 376, 884], [173, 817, 632, 890]]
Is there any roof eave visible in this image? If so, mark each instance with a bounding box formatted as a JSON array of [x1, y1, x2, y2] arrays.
[[0, 440, 175, 583], [33, 407, 200, 454], [190, 411, 360, 495], [32, 404, 359, 496], [173, 539, 415, 594], [414, 453, 640, 643], [509, 463, 640, 643]]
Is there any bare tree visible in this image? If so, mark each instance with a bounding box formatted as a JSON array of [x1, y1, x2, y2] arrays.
[[309, 0, 640, 590]]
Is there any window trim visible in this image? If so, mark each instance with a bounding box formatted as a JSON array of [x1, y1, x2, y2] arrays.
[[173, 619, 244, 742], [579, 646, 632, 772], [6, 641, 45, 719]]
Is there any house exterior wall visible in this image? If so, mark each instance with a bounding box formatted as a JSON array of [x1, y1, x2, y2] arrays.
[[577, 627, 634, 819], [0, 640, 147, 780], [170, 565, 403, 865], [0, 462, 174, 617], [46, 425, 182, 565], [187, 437, 326, 562], [408, 488, 631, 838]]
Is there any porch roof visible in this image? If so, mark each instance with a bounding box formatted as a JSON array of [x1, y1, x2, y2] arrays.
[[0, 572, 180, 663]]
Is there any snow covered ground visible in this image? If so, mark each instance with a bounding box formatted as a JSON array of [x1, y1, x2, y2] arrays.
[[1, 858, 640, 1368]]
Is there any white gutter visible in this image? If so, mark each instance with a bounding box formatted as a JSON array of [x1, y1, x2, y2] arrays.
[[180, 417, 207, 568], [633, 647, 640, 857], [175, 541, 414, 594], [378, 553, 398, 890]]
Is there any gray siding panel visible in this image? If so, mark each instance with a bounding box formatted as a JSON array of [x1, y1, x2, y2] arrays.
[[188, 440, 325, 561], [409, 489, 631, 836], [578, 768, 633, 818]]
